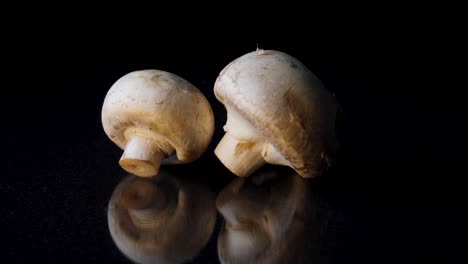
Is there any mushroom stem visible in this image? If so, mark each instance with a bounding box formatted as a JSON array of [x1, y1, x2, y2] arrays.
[[129, 207, 161, 225], [119, 136, 168, 177], [120, 179, 167, 210], [119, 178, 168, 225], [262, 143, 292, 167], [222, 224, 270, 260], [218, 204, 241, 227], [215, 133, 266, 177]]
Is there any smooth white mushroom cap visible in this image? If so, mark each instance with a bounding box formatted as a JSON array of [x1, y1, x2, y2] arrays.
[[102, 70, 214, 177], [214, 50, 338, 178]]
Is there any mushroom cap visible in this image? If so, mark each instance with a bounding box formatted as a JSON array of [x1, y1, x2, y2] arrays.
[[102, 70, 214, 163], [214, 50, 338, 177]]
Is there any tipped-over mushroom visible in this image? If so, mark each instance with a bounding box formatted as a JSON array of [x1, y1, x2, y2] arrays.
[[108, 170, 216, 264], [102, 70, 214, 177], [216, 169, 325, 264], [214, 50, 338, 178]]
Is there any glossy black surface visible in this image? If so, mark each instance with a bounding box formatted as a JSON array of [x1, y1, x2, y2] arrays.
[[4, 27, 466, 263]]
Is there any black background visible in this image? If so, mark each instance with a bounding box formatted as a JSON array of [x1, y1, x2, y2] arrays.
[[3, 17, 467, 263]]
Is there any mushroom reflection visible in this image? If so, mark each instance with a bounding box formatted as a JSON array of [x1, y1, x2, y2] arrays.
[[216, 168, 327, 264], [107, 169, 216, 264]]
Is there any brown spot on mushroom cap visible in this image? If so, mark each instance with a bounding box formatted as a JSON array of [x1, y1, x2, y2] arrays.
[[150, 73, 162, 81], [256, 49, 273, 56]]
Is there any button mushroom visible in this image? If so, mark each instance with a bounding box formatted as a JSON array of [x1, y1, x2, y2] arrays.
[[102, 70, 214, 177], [216, 169, 323, 263], [214, 49, 338, 178], [108, 170, 216, 264]]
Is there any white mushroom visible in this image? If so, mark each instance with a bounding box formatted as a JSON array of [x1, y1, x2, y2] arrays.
[[107, 170, 216, 264], [214, 50, 338, 178], [102, 70, 214, 177], [216, 169, 323, 263]]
